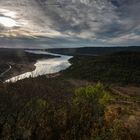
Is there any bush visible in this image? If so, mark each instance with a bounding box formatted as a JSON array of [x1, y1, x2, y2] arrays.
[[0, 81, 137, 140]]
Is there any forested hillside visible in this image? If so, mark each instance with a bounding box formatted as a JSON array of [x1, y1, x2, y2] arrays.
[[0, 78, 139, 140], [63, 52, 140, 84]]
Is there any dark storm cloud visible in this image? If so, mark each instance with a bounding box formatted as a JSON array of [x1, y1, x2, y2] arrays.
[[35, 0, 140, 45], [0, 0, 140, 46]]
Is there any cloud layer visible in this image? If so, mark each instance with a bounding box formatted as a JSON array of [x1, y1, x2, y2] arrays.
[[0, 0, 140, 47]]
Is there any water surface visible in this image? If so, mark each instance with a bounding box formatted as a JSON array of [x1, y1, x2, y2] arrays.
[[6, 50, 72, 82]]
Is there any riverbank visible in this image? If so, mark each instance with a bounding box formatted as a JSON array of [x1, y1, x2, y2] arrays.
[[0, 49, 140, 139], [3, 62, 36, 81], [3, 50, 72, 82], [0, 48, 61, 81]]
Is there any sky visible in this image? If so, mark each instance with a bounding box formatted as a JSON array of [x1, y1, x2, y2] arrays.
[[0, 0, 140, 48]]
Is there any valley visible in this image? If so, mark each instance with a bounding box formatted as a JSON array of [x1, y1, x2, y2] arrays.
[[0, 48, 59, 81], [0, 47, 140, 139]]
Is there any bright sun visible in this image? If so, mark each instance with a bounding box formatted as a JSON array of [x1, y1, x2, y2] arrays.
[[0, 16, 17, 27]]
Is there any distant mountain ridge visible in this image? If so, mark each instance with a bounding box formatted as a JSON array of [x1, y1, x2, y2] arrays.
[[46, 46, 140, 56]]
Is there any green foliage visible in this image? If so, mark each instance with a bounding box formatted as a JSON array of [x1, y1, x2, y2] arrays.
[[74, 83, 111, 107], [0, 79, 138, 140], [99, 93, 112, 105], [66, 83, 112, 140]]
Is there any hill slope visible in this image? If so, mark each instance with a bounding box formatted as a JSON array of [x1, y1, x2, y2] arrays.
[[63, 51, 140, 84], [47, 46, 140, 56]]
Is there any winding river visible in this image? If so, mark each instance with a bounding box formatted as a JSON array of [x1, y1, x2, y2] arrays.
[[6, 50, 73, 82]]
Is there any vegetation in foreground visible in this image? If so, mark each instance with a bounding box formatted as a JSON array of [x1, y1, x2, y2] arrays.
[[63, 52, 140, 84], [0, 76, 139, 140], [0, 50, 140, 139]]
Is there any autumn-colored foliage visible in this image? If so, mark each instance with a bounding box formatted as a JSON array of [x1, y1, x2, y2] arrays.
[[0, 79, 139, 140]]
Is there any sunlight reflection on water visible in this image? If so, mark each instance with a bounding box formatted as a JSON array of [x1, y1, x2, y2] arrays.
[[6, 50, 72, 82]]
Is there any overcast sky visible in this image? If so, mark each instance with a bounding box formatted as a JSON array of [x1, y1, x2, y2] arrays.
[[0, 0, 140, 48]]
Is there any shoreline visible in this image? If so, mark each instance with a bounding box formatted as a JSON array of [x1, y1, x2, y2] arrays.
[[0, 49, 61, 81], [3, 61, 36, 81]]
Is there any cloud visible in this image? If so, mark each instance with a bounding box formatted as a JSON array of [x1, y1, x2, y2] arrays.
[[0, 0, 140, 47]]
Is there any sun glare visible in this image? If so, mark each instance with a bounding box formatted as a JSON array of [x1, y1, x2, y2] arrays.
[[0, 16, 17, 27]]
